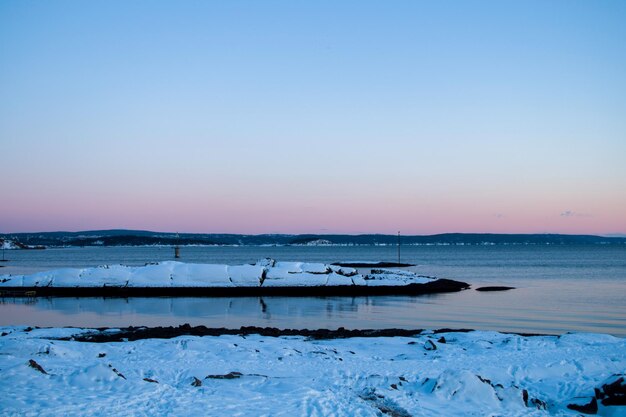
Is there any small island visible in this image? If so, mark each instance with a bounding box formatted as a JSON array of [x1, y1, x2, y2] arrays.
[[475, 286, 516, 292], [0, 259, 470, 297]]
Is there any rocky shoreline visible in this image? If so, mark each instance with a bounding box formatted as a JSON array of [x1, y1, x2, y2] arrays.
[[0, 277, 470, 298], [56, 324, 481, 343]]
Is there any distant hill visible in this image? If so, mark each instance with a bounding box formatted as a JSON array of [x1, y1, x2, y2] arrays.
[[1, 230, 625, 248]]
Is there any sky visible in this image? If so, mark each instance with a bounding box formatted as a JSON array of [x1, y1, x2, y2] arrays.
[[1, 1, 625, 235]]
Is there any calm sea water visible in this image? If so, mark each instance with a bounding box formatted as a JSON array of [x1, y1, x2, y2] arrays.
[[1, 245, 625, 336]]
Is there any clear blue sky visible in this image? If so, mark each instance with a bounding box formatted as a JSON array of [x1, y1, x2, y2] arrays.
[[1, 1, 625, 234]]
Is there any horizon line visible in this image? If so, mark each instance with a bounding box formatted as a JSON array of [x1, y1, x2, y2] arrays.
[[1, 229, 625, 238]]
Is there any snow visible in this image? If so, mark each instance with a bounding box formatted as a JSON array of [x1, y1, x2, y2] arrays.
[[326, 272, 355, 286], [1, 239, 18, 250], [0, 260, 435, 288], [79, 265, 130, 287], [362, 269, 434, 286], [329, 265, 357, 276], [171, 263, 231, 288], [227, 265, 264, 287], [0, 327, 624, 416], [263, 272, 329, 287]]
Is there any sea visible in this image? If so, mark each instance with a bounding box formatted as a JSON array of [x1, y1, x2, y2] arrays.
[[1, 245, 625, 336]]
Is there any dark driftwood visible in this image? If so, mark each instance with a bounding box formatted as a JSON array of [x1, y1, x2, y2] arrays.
[[0, 278, 469, 298]]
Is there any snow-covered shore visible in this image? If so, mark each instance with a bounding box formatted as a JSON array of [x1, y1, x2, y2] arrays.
[[0, 326, 624, 416]]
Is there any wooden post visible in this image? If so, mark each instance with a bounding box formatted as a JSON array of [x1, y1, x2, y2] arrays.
[[397, 231, 400, 265], [174, 232, 181, 258]]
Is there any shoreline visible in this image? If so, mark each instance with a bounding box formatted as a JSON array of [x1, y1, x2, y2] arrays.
[[0, 278, 470, 298], [52, 324, 554, 343]]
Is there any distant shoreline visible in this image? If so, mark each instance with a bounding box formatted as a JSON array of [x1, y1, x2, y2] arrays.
[[3, 242, 626, 251], [2, 230, 625, 250]]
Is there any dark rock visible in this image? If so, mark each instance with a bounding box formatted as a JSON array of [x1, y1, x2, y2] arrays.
[[143, 378, 158, 383], [567, 397, 597, 414], [424, 340, 437, 351], [594, 387, 604, 400], [390, 384, 398, 390], [205, 371, 243, 380], [108, 364, 126, 380], [523, 389, 547, 410], [475, 286, 516, 292], [98, 353, 106, 358], [437, 336, 446, 344], [477, 375, 492, 385], [28, 359, 47, 374], [57, 326, 545, 344], [530, 398, 547, 410], [66, 326, 430, 342], [359, 389, 412, 417], [432, 328, 474, 334], [334, 268, 357, 277], [191, 377, 202, 387], [332, 262, 415, 268], [596, 375, 626, 406], [602, 396, 626, 406]]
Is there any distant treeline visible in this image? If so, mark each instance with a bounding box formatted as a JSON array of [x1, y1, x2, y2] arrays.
[[1, 230, 625, 248]]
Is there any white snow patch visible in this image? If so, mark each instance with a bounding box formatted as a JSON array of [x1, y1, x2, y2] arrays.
[[326, 272, 354, 286], [1, 240, 18, 250], [173, 263, 231, 287], [79, 265, 130, 287], [227, 265, 264, 287]]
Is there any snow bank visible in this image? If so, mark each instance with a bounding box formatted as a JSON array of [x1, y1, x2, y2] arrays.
[[0, 327, 624, 416], [0, 259, 435, 288]]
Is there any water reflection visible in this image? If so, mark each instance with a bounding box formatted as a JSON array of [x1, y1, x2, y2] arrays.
[[2, 295, 449, 329], [2, 291, 624, 336]]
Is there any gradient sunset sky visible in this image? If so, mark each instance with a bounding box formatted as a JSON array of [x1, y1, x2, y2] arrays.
[[1, 1, 625, 235]]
